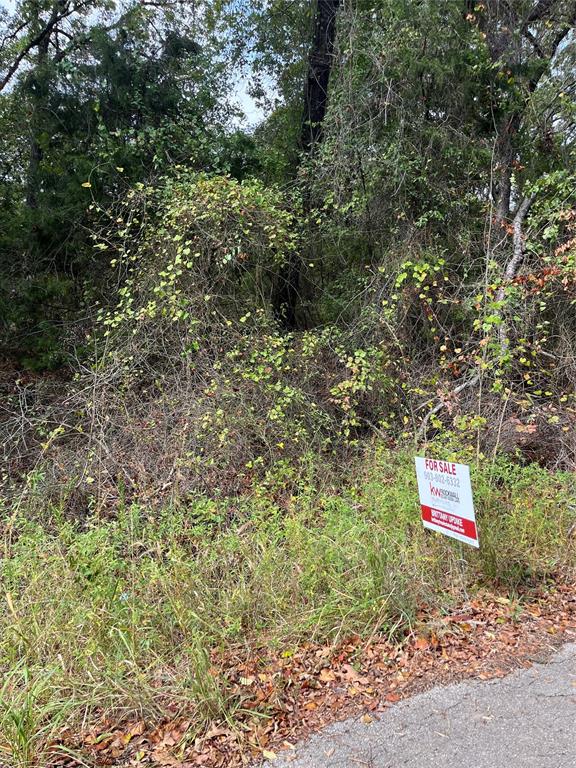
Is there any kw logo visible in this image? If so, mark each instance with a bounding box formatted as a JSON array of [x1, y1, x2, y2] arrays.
[[429, 484, 460, 504]]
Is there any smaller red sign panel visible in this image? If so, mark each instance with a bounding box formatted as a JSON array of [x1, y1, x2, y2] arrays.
[[420, 505, 478, 541]]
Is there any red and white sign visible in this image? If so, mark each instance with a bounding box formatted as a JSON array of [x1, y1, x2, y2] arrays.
[[415, 457, 479, 548]]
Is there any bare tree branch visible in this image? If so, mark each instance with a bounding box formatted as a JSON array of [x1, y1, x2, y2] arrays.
[[0, 1, 78, 92], [496, 192, 537, 351]]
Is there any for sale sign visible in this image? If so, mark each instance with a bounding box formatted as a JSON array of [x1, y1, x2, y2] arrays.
[[415, 457, 479, 548]]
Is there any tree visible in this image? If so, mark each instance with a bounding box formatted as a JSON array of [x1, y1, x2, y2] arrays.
[[273, 0, 341, 328], [0, 1, 232, 364], [469, 0, 576, 223]]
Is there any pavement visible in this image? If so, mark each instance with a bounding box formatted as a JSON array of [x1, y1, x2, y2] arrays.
[[265, 643, 576, 768]]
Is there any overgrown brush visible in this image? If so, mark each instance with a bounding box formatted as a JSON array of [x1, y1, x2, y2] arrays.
[[1, 173, 401, 510], [3, 172, 576, 516], [0, 448, 574, 764]]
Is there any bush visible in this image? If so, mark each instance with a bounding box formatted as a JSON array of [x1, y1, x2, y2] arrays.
[[2, 172, 400, 507]]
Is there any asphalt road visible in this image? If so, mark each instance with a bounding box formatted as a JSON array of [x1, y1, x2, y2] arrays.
[[266, 643, 576, 768]]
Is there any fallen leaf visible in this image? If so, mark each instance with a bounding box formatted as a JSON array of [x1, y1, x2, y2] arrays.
[[122, 721, 145, 744], [204, 725, 233, 740], [319, 668, 336, 683], [151, 747, 181, 766], [339, 664, 369, 685]]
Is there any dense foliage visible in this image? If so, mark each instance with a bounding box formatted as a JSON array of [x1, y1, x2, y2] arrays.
[[1, 3, 576, 765], [1, 0, 576, 498]]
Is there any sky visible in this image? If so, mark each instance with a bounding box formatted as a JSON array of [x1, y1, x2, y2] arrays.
[[233, 74, 266, 127]]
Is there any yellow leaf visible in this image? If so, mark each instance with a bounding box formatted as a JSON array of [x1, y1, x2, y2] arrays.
[[81, 181, 92, 188], [263, 750, 277, 760]]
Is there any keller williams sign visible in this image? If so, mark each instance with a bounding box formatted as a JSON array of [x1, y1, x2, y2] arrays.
[[415, 457, 479, 548]]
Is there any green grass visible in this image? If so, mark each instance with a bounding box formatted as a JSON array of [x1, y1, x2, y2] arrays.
[[0, 447, 575, 765]]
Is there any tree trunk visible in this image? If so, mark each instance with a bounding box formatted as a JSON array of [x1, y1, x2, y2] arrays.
[[274, 0, 340, 329], [496, 193, 536, 352], [300, 0, 341, 154], [25, 14, 51, 208], [24, 26, 52, 268], [25, 130, 43, 212], [494, 114, 521, 226]]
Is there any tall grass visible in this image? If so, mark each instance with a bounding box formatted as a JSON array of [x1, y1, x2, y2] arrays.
[[0, 448, 574, 765]]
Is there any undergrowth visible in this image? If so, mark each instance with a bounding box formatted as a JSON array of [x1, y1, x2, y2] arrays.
[[0, 447, 574, 766]]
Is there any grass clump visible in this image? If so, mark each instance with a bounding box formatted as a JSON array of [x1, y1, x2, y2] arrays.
[[0, 448, 574, 765]]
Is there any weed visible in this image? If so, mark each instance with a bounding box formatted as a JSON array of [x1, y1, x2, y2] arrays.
[[0, 447, 574, 764], [0, 665, 72, 768]]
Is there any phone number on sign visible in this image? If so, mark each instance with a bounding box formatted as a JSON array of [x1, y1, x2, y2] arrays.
[[423, 470, 460, 487]]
